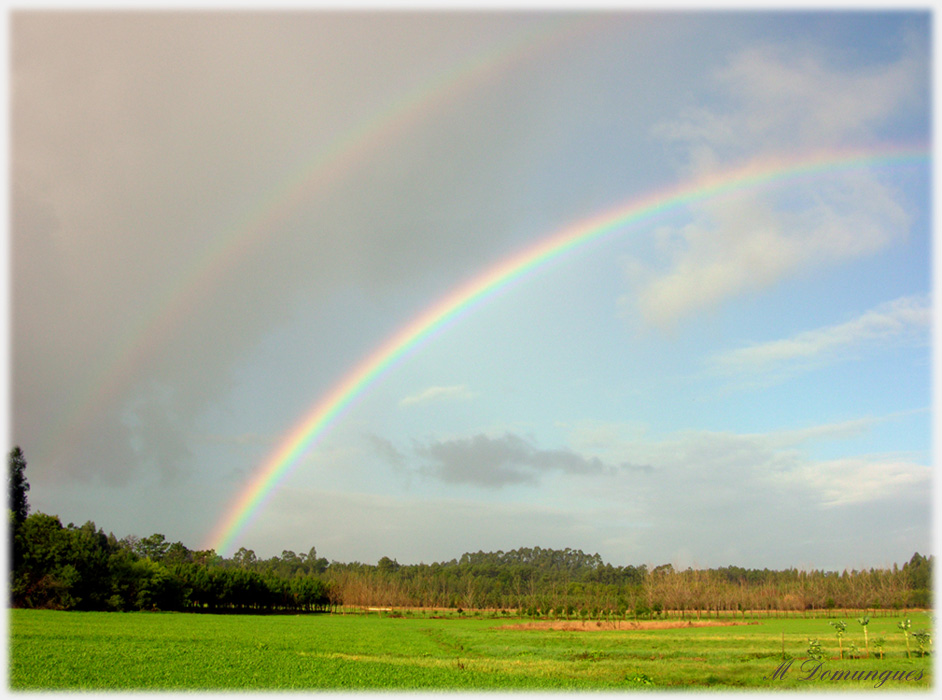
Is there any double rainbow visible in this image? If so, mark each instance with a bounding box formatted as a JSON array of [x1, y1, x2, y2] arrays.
[[204, 144, 929, 554]]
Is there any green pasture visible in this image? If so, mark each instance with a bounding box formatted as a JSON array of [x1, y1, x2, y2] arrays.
[[7, 609, 933, 690]]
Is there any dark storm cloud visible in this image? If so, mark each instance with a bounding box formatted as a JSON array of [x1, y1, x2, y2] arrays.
[[10, 13, 578, 486]]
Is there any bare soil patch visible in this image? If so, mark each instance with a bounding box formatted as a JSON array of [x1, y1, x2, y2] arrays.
[[500, 619, 759, 632]]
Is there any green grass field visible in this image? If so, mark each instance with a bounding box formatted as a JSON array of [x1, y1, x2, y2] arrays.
[[7, 609, 933, 690]]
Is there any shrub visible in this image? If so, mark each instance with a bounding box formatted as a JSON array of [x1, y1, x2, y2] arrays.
[[806, 639, 826, 660], [911, 630, 931, 657], [625, 672, 654, 686]]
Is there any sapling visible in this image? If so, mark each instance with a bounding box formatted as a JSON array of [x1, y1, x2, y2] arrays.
[[898, 618, 912, 658], [872, 635, 886, 660], [829, 620, 847, 659], [856, 616, 870, 658]]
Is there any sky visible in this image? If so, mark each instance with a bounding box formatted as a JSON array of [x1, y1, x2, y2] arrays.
[[8, 9, 933, 571]]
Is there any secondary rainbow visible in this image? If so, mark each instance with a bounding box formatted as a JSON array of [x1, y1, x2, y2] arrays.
[[40, 16, 592, 472], [205, 144, 929, 554]]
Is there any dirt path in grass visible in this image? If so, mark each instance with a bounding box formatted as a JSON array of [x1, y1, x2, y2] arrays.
[[500, 620, 759, 632]]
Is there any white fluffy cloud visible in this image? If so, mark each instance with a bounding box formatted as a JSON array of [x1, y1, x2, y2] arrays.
[[658, 43, 924, 165], [771, 456, 929, 508], [625, 40, 925, 327]]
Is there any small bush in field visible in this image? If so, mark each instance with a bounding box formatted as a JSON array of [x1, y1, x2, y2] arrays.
[[806, 638, 826, 660], [911, 630, 931, 657]]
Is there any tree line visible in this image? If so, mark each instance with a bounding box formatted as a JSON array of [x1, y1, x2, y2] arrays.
[[7, 447, 933, 615], [10, 512, 334, 612], [320, 549, 932, 616], [8, 447, 332, 613]]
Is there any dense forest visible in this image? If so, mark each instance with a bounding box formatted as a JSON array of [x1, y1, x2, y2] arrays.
[[7, 447, 934, 615]]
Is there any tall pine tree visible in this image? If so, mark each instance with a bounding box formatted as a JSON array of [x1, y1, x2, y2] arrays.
[[8, 446, 30, 524]]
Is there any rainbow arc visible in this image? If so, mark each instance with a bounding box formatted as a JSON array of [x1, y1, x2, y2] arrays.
[[204, 144, 929, 554]]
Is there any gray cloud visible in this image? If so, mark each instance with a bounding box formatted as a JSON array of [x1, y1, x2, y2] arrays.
[[365, 434, 407, 470], [10, 13, 597, 486], [412, 432, 627, 488]]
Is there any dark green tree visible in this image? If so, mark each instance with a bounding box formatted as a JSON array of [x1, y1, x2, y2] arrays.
[[10, 512, 72, 608], [8, 446, 30, 524], [233, 546, 257, 569], [378, 556, 401, 575], [163, 541, 191, 565], [64, 521, 113, 610], [136, 533, 170, 561]]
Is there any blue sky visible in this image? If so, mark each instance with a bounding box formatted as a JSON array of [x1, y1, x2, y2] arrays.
[[10, 10, 932, 570]]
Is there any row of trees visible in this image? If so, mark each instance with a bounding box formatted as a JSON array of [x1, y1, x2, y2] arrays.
[[8, 447, 334, 613], [7, 447, 933, 615], [317, 550, 932, 615], [10, 512, 334, 613]]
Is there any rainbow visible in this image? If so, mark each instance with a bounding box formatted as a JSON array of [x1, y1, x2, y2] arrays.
[[204, 143, 929, 554]]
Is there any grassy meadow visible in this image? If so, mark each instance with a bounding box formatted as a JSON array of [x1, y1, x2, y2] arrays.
[[8, 608, 933, 690]]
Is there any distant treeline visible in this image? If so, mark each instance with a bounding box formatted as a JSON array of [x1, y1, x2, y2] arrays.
[[324, 547, 932, 615], [8, 511, 932, 615]]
